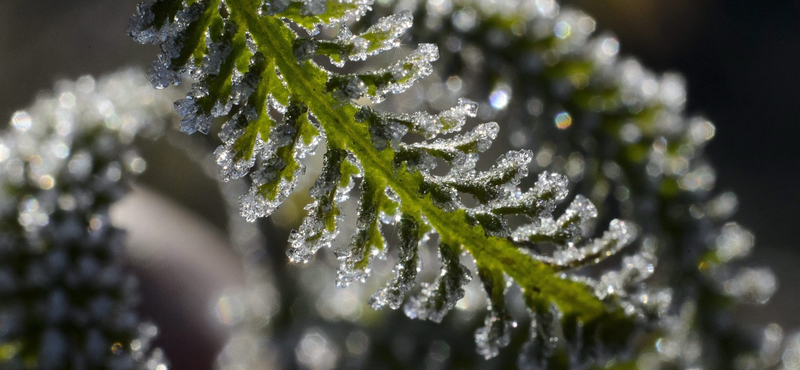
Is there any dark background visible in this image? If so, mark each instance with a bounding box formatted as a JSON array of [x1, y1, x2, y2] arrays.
[[1, 0, 798, 368], [567, 0, 800, 334]]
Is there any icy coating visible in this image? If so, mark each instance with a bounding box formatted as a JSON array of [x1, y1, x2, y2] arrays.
[[329, 10, 414, 65], [368, 214, 427, 310], [403, 243, 472, 323], [287, 150, 362, 263], [517, 304, 563, 369], [334, 183, 398, 287], [367, 43, 440, 103], [474, 266, 513, 360], [0, 70, 173, 369]]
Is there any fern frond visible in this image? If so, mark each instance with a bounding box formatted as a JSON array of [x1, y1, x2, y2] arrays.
[[130, 0, 646, 361]]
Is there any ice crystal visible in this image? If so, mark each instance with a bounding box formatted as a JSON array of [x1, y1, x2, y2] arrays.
[[401, 120, 496, 173], [327, 43, 440, 103], [403, 243, 472, 323], [518, 318, 548, 370], [370, 43, 439, 102], [474, 266, 513, 359], [288, 149, 362, 263], [475, 307, 513, 359], [335, 183, 397, 287], [369, 214, 428, 310], [328, 10, 414, 65]]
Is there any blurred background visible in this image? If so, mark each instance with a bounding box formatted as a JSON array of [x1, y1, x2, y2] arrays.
[[0, 0, 798, 369]]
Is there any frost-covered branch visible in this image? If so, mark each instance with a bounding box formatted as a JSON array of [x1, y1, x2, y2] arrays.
[[0, 71, 172, 370], [126, 0, 797, 368], [128, 0, 648, 364]]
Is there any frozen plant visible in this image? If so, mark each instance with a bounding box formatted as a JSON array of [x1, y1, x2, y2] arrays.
[[0, 0, 789, 369], [127, 0, 668, 367], [0, 71, 176, 369]]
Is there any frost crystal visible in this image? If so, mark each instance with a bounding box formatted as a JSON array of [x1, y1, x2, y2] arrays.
[[175, 97, 213, 135], [403, 120, 497, 172], [336, 183, 397, 287], [325, 42, 440, 103], [127, 2, 157, 44], [475, 308, 513, 359], [301, 0, 328, 16], [512, 194, 598, 245], [288, 149, 362, 263], [404, 243, 472, 323], [260, 0, 291, 16], [517, 304, 563, 370], [475, 267, 513, 359], [367, 43, 439, 103], [337, 10, 414, 62], [369, 215, 427, 310]]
